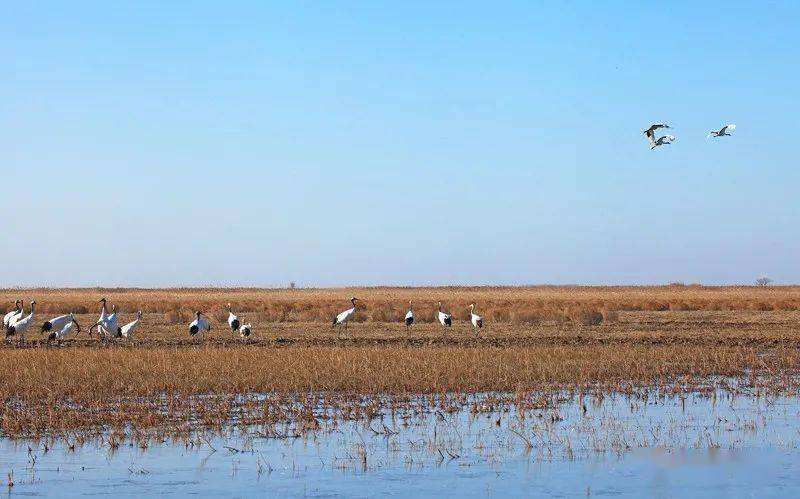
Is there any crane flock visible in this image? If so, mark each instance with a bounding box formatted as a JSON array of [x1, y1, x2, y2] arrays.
[[2, 297, 488, 346], [643, 122, 736, 149]]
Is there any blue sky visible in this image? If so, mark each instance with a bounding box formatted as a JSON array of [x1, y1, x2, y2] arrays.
[[2, 1, 798, 287]]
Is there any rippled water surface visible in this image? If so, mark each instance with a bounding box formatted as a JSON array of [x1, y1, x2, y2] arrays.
[[3, 390, 800, 497]]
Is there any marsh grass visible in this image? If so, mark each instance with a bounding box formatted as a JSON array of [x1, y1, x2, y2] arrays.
[[2, 286, 798, 325], [1, 343, 798, 439], [1, 287, 799, 442]]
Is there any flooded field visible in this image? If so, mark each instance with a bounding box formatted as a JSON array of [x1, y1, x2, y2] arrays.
[[4, 386, 800, 497], [2, 288, 800, 495]]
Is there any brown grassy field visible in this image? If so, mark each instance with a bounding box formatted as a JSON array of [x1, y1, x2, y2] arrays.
[[2, 343, 798, 439], [1, 286, 799, 346], [1, 287, 799, 439], [3, 285, 800, 324]]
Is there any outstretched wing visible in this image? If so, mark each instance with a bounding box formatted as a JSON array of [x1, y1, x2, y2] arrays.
[[721, 124, 736, 134], [645, 129, 657, 146], [644, 123, 669, 135]]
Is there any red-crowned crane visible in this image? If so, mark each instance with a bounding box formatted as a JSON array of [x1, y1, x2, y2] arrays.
[[332, 298, 359, 330], [90, 298, 114, 338], [6, 300, 35, 346], [708, 124, 736, 139], [3, 300, 22, 330], [643, 123, 675, 149], [42, 312, 76, 334], [437, 302, 452, 329], [469, 304, 484, 333], [47, 314, 81, 344], [239, 322, 252, 340], [116, 311, 142, 341], [227, 304, 240, 333], [189, 311, 210, 340], [404, 300, 415, 330]]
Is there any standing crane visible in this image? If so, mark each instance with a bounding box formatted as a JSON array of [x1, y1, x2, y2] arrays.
[[90, 298, 113, 338], [404, 300, 415, 330], [332, 298, 359, 330], [227, 304, 240, 333], [437, 302, 452, 330], [6, 300, 35, 346], [3, 300, 22, 330], [189, 311, 211, 341], [116, 311, 142, 341], [469, 304, 484, 333]]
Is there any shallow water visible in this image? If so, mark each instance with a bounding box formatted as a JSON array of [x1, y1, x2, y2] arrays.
[[3, 390, 800, 497]]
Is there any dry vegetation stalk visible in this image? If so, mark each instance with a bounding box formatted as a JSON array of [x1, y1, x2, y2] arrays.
[[1, 286, 798, 325], [1, 344, 799, 438]]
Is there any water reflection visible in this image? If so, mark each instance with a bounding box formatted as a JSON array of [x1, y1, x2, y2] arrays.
[[2, 389, 800, 496]]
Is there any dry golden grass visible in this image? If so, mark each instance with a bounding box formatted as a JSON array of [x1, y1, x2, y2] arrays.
[[3, 344, 795, 399], [1, 343, 798, 438], [2, 286, 799, 326], [1, 287, 799, 439]]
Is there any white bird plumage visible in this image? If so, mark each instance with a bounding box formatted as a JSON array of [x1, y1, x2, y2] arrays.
[[117, 311, 143, 341], [708, 124, 736, 139], [3, 300, 22, 330], [227, 303, 240, 333], [644, 123, 675, 149], [189, 311, 210, 340], [332, 298, 359, 329], [91, 298, 117, 339], [469, 304, 483, 333], [437, 301, 452, 329], [41, 313, 74, 334], [404, 300, 415, 330], [47, 314, 81, 343], [6, 300, 35, 345], [239, 322, 252, 339], [106, 304, 118, 337]]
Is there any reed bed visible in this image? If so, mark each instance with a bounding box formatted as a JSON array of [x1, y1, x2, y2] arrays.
[[1, 343, 799, 439], [2, 286, 799, 325], [1, 287, 799, 440]]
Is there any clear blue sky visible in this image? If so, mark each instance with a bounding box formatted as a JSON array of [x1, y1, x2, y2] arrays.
[[2, 1, 798, 287]]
